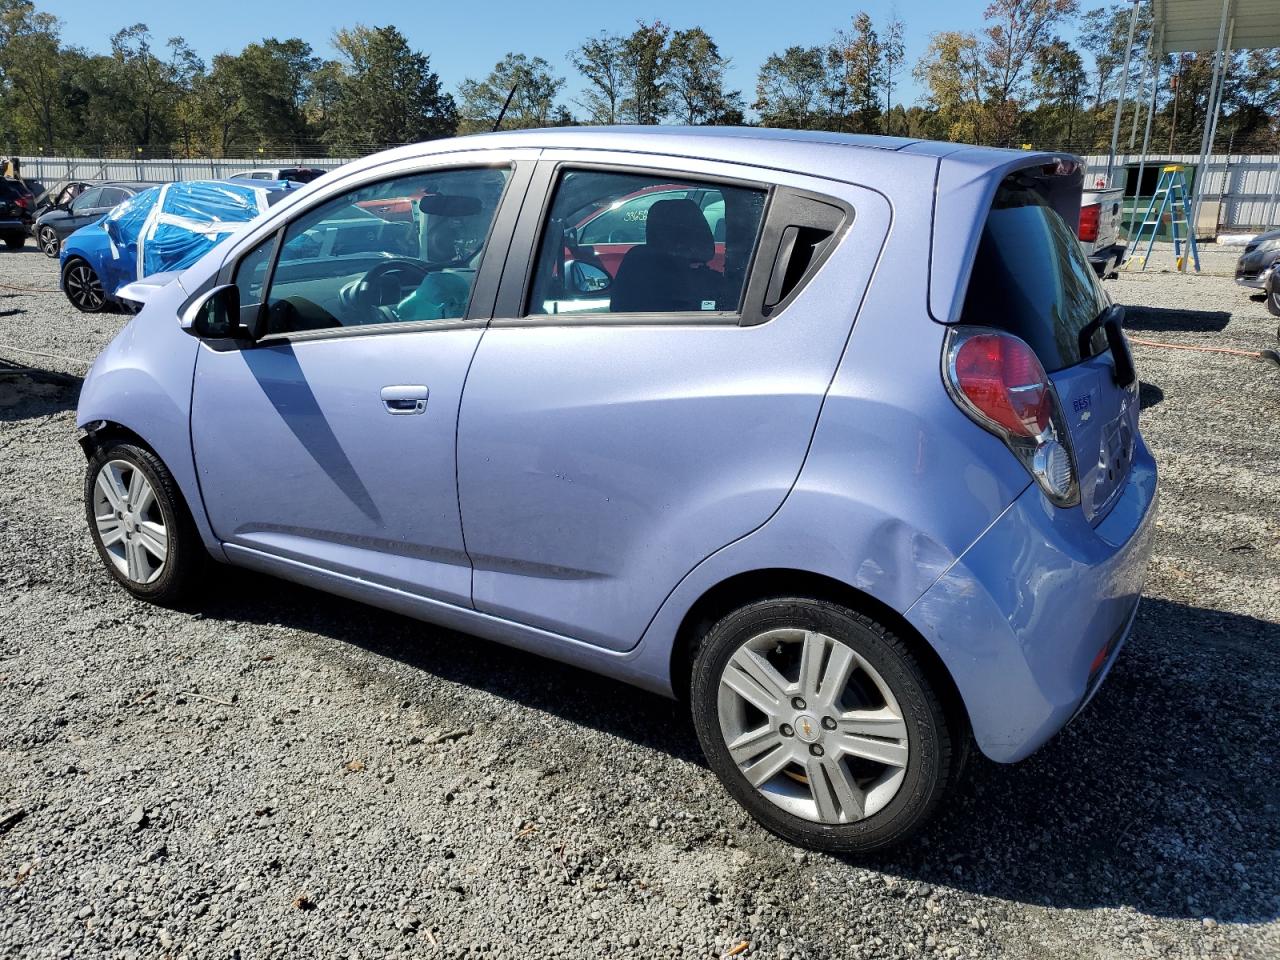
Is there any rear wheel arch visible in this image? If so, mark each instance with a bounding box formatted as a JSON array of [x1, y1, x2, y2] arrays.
[[669, 568, 972, 743]]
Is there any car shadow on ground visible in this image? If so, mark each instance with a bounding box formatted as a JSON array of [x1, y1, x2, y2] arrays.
[[198, 570, 1278, 925], [1124, 305, 1231, 333], [0, 363, 81, 422]]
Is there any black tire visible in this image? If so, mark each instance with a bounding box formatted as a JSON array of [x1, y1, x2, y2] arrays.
[[690, 598, 960, 854], [63, 257, 107, 312], [37, 225, 59, 258], [2, 232, 24, 250], [84, 441, 202, 605], [1266, 272, 1280, 319]]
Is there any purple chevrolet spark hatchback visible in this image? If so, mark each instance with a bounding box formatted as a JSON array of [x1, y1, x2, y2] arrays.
[[77, 128, 1157, 852]]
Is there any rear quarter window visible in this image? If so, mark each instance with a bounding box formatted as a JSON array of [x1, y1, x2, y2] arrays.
[[960, 180, 1109, 372]]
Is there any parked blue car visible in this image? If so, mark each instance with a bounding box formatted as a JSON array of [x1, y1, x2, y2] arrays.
[[76, 128, 1157, 852], [60, 179, 297, 312]]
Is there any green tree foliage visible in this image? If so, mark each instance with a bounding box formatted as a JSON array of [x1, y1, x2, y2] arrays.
[[621, 20, 670, 124], [457, 53, 565, 133], [327, 24, 456, 148], [754, 46, 830, 129], [666, 27, 744, 125], [2, 0, 1277, 158], [569, 31, 626, 124]]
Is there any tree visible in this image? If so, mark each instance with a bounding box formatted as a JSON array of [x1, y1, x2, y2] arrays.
[[830, 13, 884, 133], [620, 20, 670, 124], [880, 13, 905, 133], [1029, 38, 1087, 145], [980, 0, 1079, 143], [665, 27, 743, 125], [570, 31, 626, 124], [914, 31, 988, 142], [0, 0, 69, 150], [328, 25, 456, 148], [754, 46, 829, 130], [235, 38, 320, 148], [457, 53, 565, 133], [106, 25, 199, 148]]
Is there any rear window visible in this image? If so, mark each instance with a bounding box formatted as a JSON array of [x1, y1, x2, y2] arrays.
[[960, 179, 1109, 372]]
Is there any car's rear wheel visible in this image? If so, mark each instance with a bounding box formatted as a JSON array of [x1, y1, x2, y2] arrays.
[[63, 258, 106, 312], [1266, 271, 1280, 319], [38, 225, 59, 258], [2, 231, 24, 250], [690, 598, 959, 853], [85, 442, 200, 605]]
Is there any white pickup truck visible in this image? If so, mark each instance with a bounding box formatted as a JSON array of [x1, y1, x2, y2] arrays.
[[1078, 185, 1125, 278]]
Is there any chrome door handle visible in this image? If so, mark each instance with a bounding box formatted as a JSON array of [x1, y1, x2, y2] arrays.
[[380, 385, 428, 415]]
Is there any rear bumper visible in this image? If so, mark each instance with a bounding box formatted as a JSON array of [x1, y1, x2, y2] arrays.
[[1088, 243, 1125, 276], [0, 217, 29, 234], [905, 436, 1158, 763]]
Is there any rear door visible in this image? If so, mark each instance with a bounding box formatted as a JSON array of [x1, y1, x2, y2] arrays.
[[456, 153, 889, 651], [961, 180, 1139, 523]]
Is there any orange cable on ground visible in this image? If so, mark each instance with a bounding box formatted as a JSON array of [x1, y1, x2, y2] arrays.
[[0, 281, 61, 294], [1128, 336, 1266, 359]]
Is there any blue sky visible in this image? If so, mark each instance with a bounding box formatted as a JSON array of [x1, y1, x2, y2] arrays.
[[41, 0, 1077, 112]]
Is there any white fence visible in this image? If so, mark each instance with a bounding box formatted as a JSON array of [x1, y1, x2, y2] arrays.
[[14, 155, 352, 185], [15, 150, 1280, 233]]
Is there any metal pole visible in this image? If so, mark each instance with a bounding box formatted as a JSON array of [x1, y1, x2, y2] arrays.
[[1129, 17, 1154, 150], [1188, 0, 1232, 262], [1106, 0, 1142, 188], [1129, 26, 1163, 250]]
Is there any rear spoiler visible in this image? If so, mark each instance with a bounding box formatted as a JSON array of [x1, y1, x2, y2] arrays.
[[929, 149, 1084, 325]]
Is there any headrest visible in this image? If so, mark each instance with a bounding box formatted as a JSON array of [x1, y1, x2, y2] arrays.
[[419, 194, 481, 216], [645, 198, 714, 264]]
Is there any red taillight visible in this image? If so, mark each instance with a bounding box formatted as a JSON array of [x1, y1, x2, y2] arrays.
[[1078, 202, 1100, 243], [13, 195, 28, 210], [951, 332, 1051, 438]]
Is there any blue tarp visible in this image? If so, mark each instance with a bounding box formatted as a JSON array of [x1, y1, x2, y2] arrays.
[[102, 179, 292, 280]]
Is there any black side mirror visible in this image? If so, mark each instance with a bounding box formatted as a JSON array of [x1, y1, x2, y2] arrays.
[[182, 284, 249, 340]]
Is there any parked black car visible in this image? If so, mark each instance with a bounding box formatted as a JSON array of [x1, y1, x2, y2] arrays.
[[1235, 227, 1279, 304], [33, 181, 155, 258], [0, 178, 36, 249]]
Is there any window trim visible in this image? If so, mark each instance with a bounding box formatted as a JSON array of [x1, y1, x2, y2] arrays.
[[502, 160, 775, 328], [215, 160, 524, 347]]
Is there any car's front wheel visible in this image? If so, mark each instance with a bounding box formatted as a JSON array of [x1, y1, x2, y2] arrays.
[[690, 598, 960, 853], [1266, 268, 1280, 319], [85, 442, 200, 605], [38, 225, 59, 258], [63, 258, 107, 312]]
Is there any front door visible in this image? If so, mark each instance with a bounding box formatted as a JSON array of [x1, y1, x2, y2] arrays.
[[191, 162, 518, 605]]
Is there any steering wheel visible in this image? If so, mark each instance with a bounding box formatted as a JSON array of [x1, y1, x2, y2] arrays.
[[344, 258, 432, 322]]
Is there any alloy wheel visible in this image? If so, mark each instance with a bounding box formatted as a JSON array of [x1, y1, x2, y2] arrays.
[[92, 459, 168, 584], [39, 226, 59, 258], [65, 261, 105, 311], [716, 627, 909, 824]]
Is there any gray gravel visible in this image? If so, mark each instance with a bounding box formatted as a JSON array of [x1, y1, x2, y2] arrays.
[[1, 244, 1278, 959]]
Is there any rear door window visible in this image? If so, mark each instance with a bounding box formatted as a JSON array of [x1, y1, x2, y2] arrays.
[[960, 180, 1110, 371], [528, 169, 767, 316]]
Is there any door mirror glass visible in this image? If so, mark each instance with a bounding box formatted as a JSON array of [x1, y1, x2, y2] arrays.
[[183, 284, 246, 339], [569, 261, 611, 294]]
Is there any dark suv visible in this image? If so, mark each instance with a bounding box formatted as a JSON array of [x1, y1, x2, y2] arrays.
[[0, 178, 36, 249]]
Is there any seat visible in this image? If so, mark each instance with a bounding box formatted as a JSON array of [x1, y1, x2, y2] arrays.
[[610, 199, 725, 313]]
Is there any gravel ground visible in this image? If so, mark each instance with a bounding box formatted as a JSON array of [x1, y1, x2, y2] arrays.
[[1, 244, 1277, 960]]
